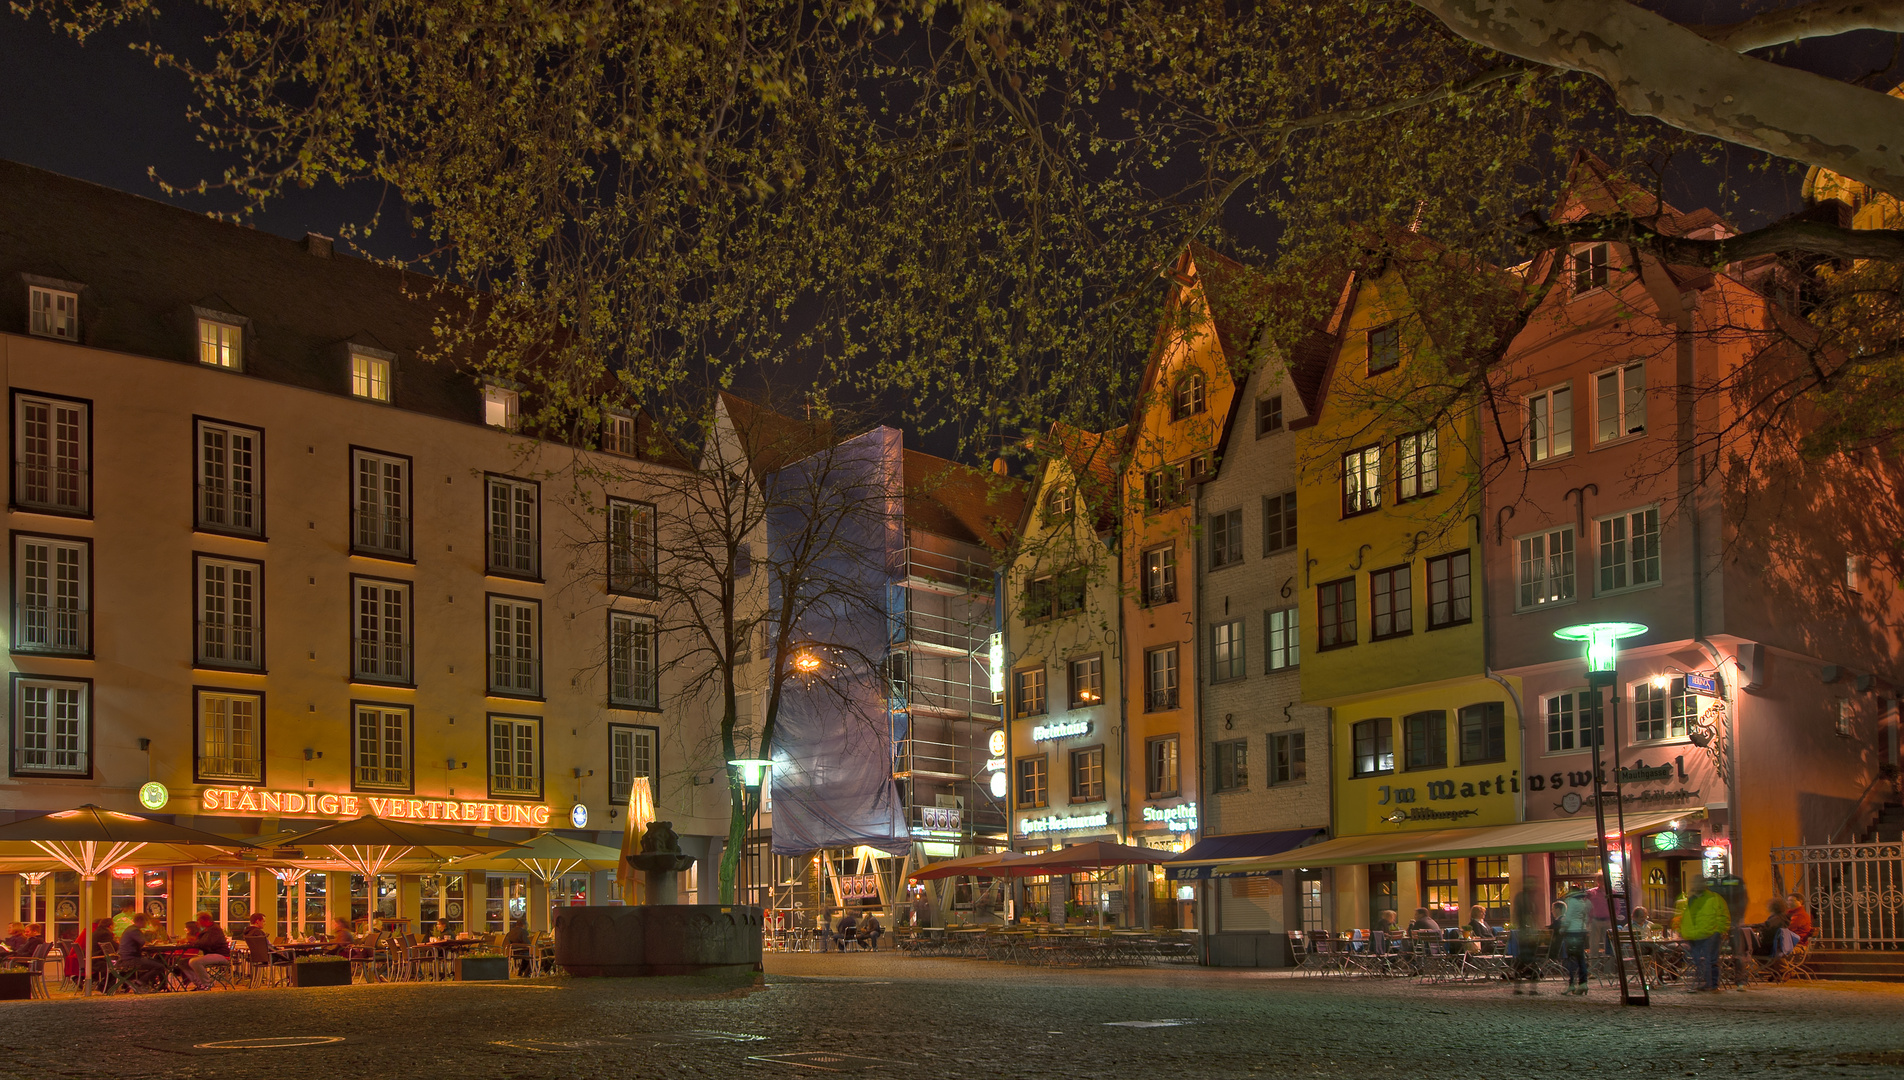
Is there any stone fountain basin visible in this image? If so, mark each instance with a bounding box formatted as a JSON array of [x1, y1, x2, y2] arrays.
[[552, 905, 764, 977]]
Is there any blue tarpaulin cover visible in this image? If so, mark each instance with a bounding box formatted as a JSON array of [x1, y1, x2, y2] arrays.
[[768, 427, 912, 857], [1164, 828, 1322, 879]]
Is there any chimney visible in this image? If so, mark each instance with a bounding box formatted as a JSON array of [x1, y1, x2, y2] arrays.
[[303, 232, 334, 258]]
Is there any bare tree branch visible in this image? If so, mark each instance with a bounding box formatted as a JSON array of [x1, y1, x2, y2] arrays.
[[1519, 211, 1904, 264]]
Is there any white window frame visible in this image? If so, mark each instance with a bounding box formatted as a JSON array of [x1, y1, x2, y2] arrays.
[[1516, 526, 1576, 610], [12, 534, 88, 655], [609, 612, 658, 709], [196, 689, 262, 783], [350, 349, 393, 403], [351, 577, 411, 684], [1632, 678, 1696, 743], [487, 596, 541, 697], [486, 475, 540, 577], [1525, 383, 1574, 464], [1014, 667, 1047, 716], [13, 392, 90, 514], [1144, 646, 1179, 712], [1543, 690, 1593, 754], [1266, 606, 1300, 671], [196, 419, 261, 535], [608, 498, 656, 595], [602, 413, 637, 455], [1067, 655, 1103, 708], [352, 703, 411, 792], [197, 318, 243, 370], [1171, 369, 1206, 420], [1594, 361, 1646, 444], [1571, 242, 1610, 296], [488, 715, 541, 798], [1209, 508, 1242, 569], [351, 449, 410, 558], [482, 384, 521, 430], [608, 723, 658, 804], [1596, 506, 1662, 595], [12, 675, 89, 776], [1397, 429, 1438, 501], [28, 286, 78, 340], [196, 555, 263, 670], [1141, 546, 1177, 605], [1211, 619, 1246, 682]]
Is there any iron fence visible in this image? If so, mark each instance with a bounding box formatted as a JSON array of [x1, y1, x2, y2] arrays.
[[1770, 842, 1904, 949]]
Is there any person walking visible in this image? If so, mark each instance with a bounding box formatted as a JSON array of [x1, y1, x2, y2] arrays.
[[1508, 884, 1543, 995], [1556, 888, 1593, 995], [1712, 874, 1750, 991], [1681, 875, 1730, 993]]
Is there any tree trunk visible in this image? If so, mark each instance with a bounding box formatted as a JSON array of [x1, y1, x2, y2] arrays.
[[1411, 0, 1904, 197]]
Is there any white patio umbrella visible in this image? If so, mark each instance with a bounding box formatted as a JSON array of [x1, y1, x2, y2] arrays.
[[0, 806, 255, 995], [444, 832, 626, 886]]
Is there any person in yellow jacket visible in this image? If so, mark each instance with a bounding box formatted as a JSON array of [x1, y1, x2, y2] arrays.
[[1681, 875, 1731, 992]]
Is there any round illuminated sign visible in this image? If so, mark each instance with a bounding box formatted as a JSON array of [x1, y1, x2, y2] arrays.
[[138, 782, 169, 810], [570, 804, 589, 829], [988, 730, 1006, 757], [989, 771, 1008, 799]]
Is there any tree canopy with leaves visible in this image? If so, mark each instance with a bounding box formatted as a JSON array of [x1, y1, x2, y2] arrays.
[[16, 0, 1903, 455]]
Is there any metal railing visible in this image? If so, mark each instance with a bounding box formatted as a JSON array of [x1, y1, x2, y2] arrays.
[[899, 606, 992, 655], [196, 483, 259, 533], [353, 511, 411, 557], [1144, 583, 1177, 606], [13, 464, 88, 513], [1771, 842, 1904, 948], [12, 748, 88, 774], [903, 547, 993, 597], [198, 758, 263, 784], [1146, 687, 1180, 711], [13, 604, 87, 653]]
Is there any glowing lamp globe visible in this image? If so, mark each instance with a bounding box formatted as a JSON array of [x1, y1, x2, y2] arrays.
[[729, 758, 773, 787], [1553, 622, 1648, 674]]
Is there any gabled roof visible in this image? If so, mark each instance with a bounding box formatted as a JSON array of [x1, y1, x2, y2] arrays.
[[904, 450, 1026, 552], [1033, 421, 1128, 535], [716, 390, 839, 474]]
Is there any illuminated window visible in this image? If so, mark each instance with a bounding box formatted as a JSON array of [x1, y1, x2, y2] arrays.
[[1016, 755, 1049, 808], [1423, 858, 1461, 914], [1341, 445, 1382, 516], [487, 596, 541, 697], [196, 419, 260, 535], [350, 351, 392, 402], [1067, 656, 1103, 708], [1070, 746, 1106, 801], [352, 704, 410, 791], [1351, 718, 1393, 777], [488, 715, 541, 797], [196, 690, 261, 783], [1014, 667, 1047, 716], [1265, 607, 1299, 671], [194, 320, 240, 370], [13, 393, 89, 514], [608, 723, 658, 803], [482, 384, 520, 429], [1211, 619, 1246, 682], [1397, 429, 1437, 500]]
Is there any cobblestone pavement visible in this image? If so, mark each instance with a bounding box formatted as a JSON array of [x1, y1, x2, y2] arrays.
[[2, 953, 1901, 1080]]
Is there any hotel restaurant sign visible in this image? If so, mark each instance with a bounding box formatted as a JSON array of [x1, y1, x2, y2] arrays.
[[197, 786, 553, 827]]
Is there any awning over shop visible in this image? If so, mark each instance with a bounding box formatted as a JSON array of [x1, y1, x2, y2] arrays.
[[1223, 809, 1697, 873], [1163, 828, 1323, 880]]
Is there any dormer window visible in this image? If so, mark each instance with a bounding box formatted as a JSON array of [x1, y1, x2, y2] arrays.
[[483, 384, 521, 430], [1171, 369, 1206, 421], [198, 319, 243, 370], [28, 286, 77, 340], [350, 348, 392, 403]]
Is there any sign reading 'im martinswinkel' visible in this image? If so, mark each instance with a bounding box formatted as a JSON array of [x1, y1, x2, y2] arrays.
[[199, 786, 552, 827]]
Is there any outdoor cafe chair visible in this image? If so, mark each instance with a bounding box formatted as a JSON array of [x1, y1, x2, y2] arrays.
[[240, 934, 290, 988]]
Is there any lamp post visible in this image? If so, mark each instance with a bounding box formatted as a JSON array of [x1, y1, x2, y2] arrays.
[[1554, 621, 1649, 1007]]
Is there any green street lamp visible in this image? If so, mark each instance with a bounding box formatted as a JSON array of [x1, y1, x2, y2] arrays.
[[1554, 620, 1649, 1007], [728, 758, 773, 788]]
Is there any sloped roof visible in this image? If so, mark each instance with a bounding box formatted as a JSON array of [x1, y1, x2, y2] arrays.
[[903, 449, 1026, 551], [0, 159, 484, 423], [717, 390, 838, 474], [1035, 421, 1128, 534]]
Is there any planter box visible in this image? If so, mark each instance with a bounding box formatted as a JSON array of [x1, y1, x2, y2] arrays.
[[0, 971, 30, 1000], [292, 960, 353, 987], [455, 956, 509, 982]]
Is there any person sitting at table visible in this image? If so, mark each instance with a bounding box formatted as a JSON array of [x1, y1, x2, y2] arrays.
[[430, 919, 454, 942], [831, 910, 859, 952], [1466, 905, 1493, 939], [117, 913, 168, 989], [504, 917, 531, 975], [185, 912, 233, 991], [19, 924, 44, 957], [1629, 907, 1658, 940], [1784, 895, 1814, 947], [245, 912, 267, 937], [856, 911, 884, 951], [4, 922, 25, 953], [1375, 910, 1401, 935], [88, 918, 116, 989], [1408, 907, 1442, 934]]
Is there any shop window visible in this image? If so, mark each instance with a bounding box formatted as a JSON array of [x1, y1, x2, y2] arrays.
[[485, 874, 530, 932], [1351, 717, 1393, 777], [195, 869, 254, 937], [276, 871, 327, 939], [1552, 852, 1600, 898], [1471, 856, 1511, 922], [418, 873, 465, 937], [1423, 859, 1460, 919]]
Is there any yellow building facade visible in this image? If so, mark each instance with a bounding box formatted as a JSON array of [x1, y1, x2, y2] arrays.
[[1294, 269, 1523, 930]]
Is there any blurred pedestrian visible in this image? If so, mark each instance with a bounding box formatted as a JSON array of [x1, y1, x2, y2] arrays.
[[1711, 874, 1749, 991], [1681, 875, 1730, 992], [1556, 888, 1592, 995], [1509, 885, 1543, 995]]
